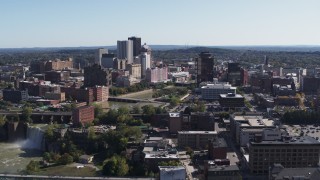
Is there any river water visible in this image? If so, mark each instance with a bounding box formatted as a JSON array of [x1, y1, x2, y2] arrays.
[[0, 142, 42, 174], [0, 124, 47, 174]]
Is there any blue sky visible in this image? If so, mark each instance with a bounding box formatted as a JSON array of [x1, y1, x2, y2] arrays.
[[0, 0, 320, 48]]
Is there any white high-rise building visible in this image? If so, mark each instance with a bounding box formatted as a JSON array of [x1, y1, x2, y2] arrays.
[[140, 43, 151, 78], [117, 40, 134, 64], [95, 48, 108, 65]]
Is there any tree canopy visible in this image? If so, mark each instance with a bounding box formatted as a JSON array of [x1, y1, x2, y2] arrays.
[[103, 155, 129, 176]]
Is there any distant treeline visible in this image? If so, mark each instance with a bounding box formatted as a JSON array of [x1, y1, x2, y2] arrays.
[[1, 46, 320, 68], [281, 110, 320, 124]]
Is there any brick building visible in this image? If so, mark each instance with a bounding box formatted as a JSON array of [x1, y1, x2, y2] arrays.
[[169, 113, 182, 134], [92, 86, 109, 102], [208, 138, 228, 160], [61, 86, 94, 104], [3, 89, 28, 103], [227, 63, 248, 86], [168, 112, 215, 134], [45, 92, 65, 102], [145, 67, 168, 84], [72, 106, 95, 127], [30, 58, 73, 74], [178, 131, 217, 149], [84, 64, 112, 87], [219, 93, 245, 109], [45, 71, 70, 83]]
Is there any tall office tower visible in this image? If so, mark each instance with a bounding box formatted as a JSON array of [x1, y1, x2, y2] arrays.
[[101, 53, 116, 69], [227, 62, 241, 86], [197, 52, 214, 86], [264, 55, 269, 66], [117, 40, 134, 64], [128, 36, 141, 57], [95, 48, 108, 65], [140, 43, 151, 78]]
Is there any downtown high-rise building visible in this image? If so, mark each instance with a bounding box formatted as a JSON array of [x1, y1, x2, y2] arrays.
[[140, 43, 151, 78], [95, 48, 108, 65], [197, 52, 214, 86], [117, 40, 134, 64], [128, 36, 141, 57]]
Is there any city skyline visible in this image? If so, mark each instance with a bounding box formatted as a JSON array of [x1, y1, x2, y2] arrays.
[[1, 0, 320, 48]]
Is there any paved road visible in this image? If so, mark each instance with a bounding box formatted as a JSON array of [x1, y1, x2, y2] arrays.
[[181, 159, 195, 180]]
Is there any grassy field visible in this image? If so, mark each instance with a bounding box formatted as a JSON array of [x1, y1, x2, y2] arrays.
[[118, 89, 154, 99], [35, 165, 98, 177]]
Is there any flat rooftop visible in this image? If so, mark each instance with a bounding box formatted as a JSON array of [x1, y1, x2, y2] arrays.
[[145, 153, 179, 159], [207, 164, 239, 172], [169, 113, 180, 117], [220, 94, 243, 98], [201, 83, 236, 89], [234, 115, 275, 127], [178, 131, 217, 135], [211, 138, 228, 148], [159, 166, 185, 171], [250, 136, 320, 145]]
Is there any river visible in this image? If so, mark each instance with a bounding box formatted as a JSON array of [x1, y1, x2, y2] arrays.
[[0, 142, 42, 174]]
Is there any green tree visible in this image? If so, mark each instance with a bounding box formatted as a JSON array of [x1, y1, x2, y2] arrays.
[[118, 106, 130, 115], [0, 115, 6, 126], [170, 96, 180, 106], [26, 160, 40, 174], [117, 114, 132, 124], [119, 126, 142, 139], [59, 153, 74, 165], [21, 106, 32, 123], [126, 118, 143, 126], [142, 105, 156, 116], [198, 101, 206, 112], [103, 155, 129, 176], [132, 105, 141, 114], [108, 109, 119, 124], [93, 104, 104, 118], [43, 152, 51, 162], [45, 125, 56, 143], [156, 106, 166, 114], [158, 160, 181, 166], [87, 126, 96, 140], [51, 152, 61, 163], [185, 146, 194, 158], [9, 114, 20, 122]]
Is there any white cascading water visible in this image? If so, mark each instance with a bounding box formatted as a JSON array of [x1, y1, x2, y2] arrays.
[[23, 125, 45, 150]]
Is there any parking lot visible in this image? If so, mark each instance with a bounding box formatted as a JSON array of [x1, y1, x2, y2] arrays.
[[285, 124, 320, 140]]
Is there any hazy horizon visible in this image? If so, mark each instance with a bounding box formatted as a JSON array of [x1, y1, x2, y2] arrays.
[[1, 0, 320, 48]]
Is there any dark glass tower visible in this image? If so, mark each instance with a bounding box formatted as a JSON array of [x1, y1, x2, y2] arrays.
[[128, 36, 141, 57], [197, 52, 214, 86]]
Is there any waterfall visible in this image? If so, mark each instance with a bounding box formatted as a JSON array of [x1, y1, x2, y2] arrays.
[[23, 125, 45, 150]]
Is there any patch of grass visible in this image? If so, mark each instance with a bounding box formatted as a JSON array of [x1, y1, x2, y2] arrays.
[[35, 165, 97, 177]]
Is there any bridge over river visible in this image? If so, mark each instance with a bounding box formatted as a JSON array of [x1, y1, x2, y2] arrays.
[[0, 110, 72, 123]]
